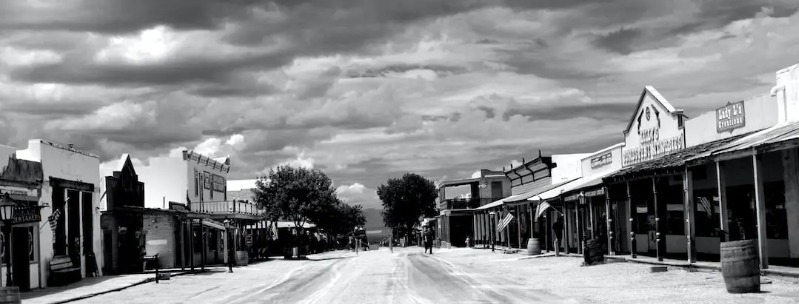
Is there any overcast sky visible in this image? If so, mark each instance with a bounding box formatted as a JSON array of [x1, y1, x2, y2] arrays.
[[1, 0, 798, 209]]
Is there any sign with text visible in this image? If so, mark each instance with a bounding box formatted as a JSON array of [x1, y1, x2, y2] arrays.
[[212, 174, 225, 192], [203, 171, 212, 189], [623, 133, 684, 167], [623, 89, 685, 167], [590, 152, 613, 169], [716, 101, 745, 133]]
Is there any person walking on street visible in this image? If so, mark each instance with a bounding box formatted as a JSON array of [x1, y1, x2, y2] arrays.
[[553, 216, 564, 252], [423, 226, 434, 254]]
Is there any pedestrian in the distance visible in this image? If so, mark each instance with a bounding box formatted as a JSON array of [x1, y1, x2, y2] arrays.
[[423, 226, 434, 254], [553, 216, 564, 251]]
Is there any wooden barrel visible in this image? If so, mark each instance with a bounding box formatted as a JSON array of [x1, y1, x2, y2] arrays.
[[588, 240, 604, 264], [721, 240, 760, 293], [527, 238, 541, 255]]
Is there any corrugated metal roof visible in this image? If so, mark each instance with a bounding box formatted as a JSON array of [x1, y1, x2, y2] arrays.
[[708, 122, 799, 156], [550, 171, 618, 199], [605, 133, 750, 182], [476, 179, 575, 210]]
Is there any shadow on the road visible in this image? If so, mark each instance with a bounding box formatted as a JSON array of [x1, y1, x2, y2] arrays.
[[305, 256, 356, 262]]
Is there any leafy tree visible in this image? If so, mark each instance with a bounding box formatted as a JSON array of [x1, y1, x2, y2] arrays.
[[378, 173, 438, 242], [252, 165, 338, 231], [339, 203, 366, 234]]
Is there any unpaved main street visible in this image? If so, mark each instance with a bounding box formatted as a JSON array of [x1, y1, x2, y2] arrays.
[[74, 247, 572, 304], [72, 247, 799, 304]]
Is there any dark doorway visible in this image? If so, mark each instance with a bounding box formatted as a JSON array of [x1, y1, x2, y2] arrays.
[[491, 182, 503, 200], [82, 192, 93, 258], [67, 190, 81, 265], [102, 229, 112, 274], [12, 227, 31, 291], [52, 188, 67, 256]]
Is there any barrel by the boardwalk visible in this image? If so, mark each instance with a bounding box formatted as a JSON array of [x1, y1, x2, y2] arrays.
[[720, 240, 760, 293], [583, 239, 604, 265], [527, 238, 541, 255]]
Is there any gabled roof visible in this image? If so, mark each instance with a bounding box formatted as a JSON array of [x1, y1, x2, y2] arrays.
[[624, 86, 684, 134], [117, 154, 136, 176]]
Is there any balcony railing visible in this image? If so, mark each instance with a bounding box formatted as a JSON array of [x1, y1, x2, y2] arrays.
[[440, 198, 501, 210], [190, 200, 263, 215]]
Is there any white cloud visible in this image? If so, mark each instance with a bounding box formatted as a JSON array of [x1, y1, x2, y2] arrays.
[[277, 151, 315, 169], [336, 182, 381, 209], [191, 133, 246, 158], [45, 101, 156, 132]]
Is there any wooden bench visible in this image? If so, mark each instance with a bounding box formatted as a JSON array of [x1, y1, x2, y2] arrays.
[[49, 256, 81, 287]]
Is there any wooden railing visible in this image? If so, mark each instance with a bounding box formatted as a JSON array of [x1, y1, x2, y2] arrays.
[[190, 200, 263, 215]]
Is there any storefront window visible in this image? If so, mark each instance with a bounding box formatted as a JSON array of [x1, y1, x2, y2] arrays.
[[765, 181, 788, 239], [666, 209, 685, 235], [694, 189, 720, 237]]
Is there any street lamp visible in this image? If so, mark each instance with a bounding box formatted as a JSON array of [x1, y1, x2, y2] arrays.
[[223, 219, 233, 273], [0, 193, 16, 287]]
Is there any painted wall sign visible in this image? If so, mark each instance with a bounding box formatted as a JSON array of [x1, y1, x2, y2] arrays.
[[623, 88, 685, 167], [623, 134, 684, 167], [203, 171, 212, 189], [716, 101, 745, 133], [211, 174, 225, 192], [590, 152, 613, 169]]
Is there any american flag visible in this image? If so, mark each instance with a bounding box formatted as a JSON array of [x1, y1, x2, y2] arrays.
[[496, 213, 514, 232], [48, 209, 61, 233], [270, 222, 279, 240], [698, 197, 713, 218]]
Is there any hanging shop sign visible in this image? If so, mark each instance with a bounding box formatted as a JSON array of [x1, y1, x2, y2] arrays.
[[716, 101, 745, 133], [590, 152, 613, 169], [12, 203, 42, 224]]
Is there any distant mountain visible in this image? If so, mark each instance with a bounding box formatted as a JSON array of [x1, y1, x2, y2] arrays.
[[363, 208, 389, 239]]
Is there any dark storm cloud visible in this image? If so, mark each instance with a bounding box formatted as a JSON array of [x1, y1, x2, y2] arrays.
[[504, 103, 632, 122], [202, 128, 247, 137], [10, 50, 294, 86], [501, 0, 607, 10], [592, 28, 641, 55], [589, 0, 799, 56], [0, 0, 245, 33], [0, 100, 104, 117], [345, 64, 467, 79], [497, 48, 608, 80], [223, 0, 489, 52], [675, 0, 799, 35]]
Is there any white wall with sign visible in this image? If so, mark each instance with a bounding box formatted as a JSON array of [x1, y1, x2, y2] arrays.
[[580, 143, 624, 177], [684, 94, 777, 147], [622, 87, 686, 167], [551, 153, 590, 183]]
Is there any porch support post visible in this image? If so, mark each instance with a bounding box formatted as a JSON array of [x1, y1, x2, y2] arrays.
[[189, 221, 195, 271], [200, 219, 206, 270], [180, 219, 186, 270], [627, 182, 635, 258], [684, 168, 696, 263], [588, 195, 595, 239], [716, 162, 729, 242], [606, 187, 614, 255], [653, 177, 663, 262], [516, 207, 522, 249], [782, 148, 799, 259], [563, 203, 570, 253], [753, 153, 769, 269], [577, 195, 583, 255]]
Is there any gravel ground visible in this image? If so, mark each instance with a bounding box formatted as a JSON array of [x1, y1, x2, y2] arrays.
[[435, 248, 799, 304], [69, 247, 799, 304]]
